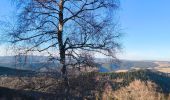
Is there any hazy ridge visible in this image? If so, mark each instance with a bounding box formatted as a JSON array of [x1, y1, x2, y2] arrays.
[[0, 56, 169, 73]]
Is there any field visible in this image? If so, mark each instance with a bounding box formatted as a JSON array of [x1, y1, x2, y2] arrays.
[[114, 61, 170, 74], [153, 62, 170, 73]]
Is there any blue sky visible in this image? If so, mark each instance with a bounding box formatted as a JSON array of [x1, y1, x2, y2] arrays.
[[0, 0, 170, 61], [118, 0, 170, 60]]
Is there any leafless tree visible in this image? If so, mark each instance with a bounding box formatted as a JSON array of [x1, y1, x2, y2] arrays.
[[9, 0, 121, 99]]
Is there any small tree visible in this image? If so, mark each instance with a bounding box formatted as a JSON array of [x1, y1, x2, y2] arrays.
[[9, 0, 121, 99]]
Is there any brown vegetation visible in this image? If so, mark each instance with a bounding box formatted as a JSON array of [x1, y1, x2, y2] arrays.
[[111, 80, 169, 100], [0, 70, 170, 100]]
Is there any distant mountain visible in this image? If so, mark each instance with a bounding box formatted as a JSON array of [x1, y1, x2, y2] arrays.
[[0, 66, 36, 77], [0, 56, 59, 71], [98, 60, 160, 72], [0, 56, 169, 73], [0, 66, 60, 77]]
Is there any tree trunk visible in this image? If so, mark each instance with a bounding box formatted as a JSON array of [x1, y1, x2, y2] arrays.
[[58, 0, 70, 99], [60, 50, 70, 99], [61, 63, 70, 100]]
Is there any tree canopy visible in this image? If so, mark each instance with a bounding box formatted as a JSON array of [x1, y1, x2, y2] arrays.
[[9, 0, 121, 68]]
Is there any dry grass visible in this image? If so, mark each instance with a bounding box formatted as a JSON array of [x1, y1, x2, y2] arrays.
[[154, 62, 170, 67], [154, 67, 170, 73], [102, 80, 169, 100], [153, 61, 170, 73], [0, 76, 59, 93], [0, 71, 170, 100]]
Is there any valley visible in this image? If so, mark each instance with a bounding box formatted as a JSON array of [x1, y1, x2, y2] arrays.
[[0, 56, 170, 99], [0, 65, 170, 99]]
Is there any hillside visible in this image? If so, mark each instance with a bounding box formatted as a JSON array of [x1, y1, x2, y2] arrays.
[[1, 56, 169, 73], [0, 86, 55, 100], [98, 60, 160, 72], [0, 66, 60, 77], [0, 67, 170, 100]]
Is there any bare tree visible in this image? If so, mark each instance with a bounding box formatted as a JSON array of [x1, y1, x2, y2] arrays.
[[9, 0, 121, 99]]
